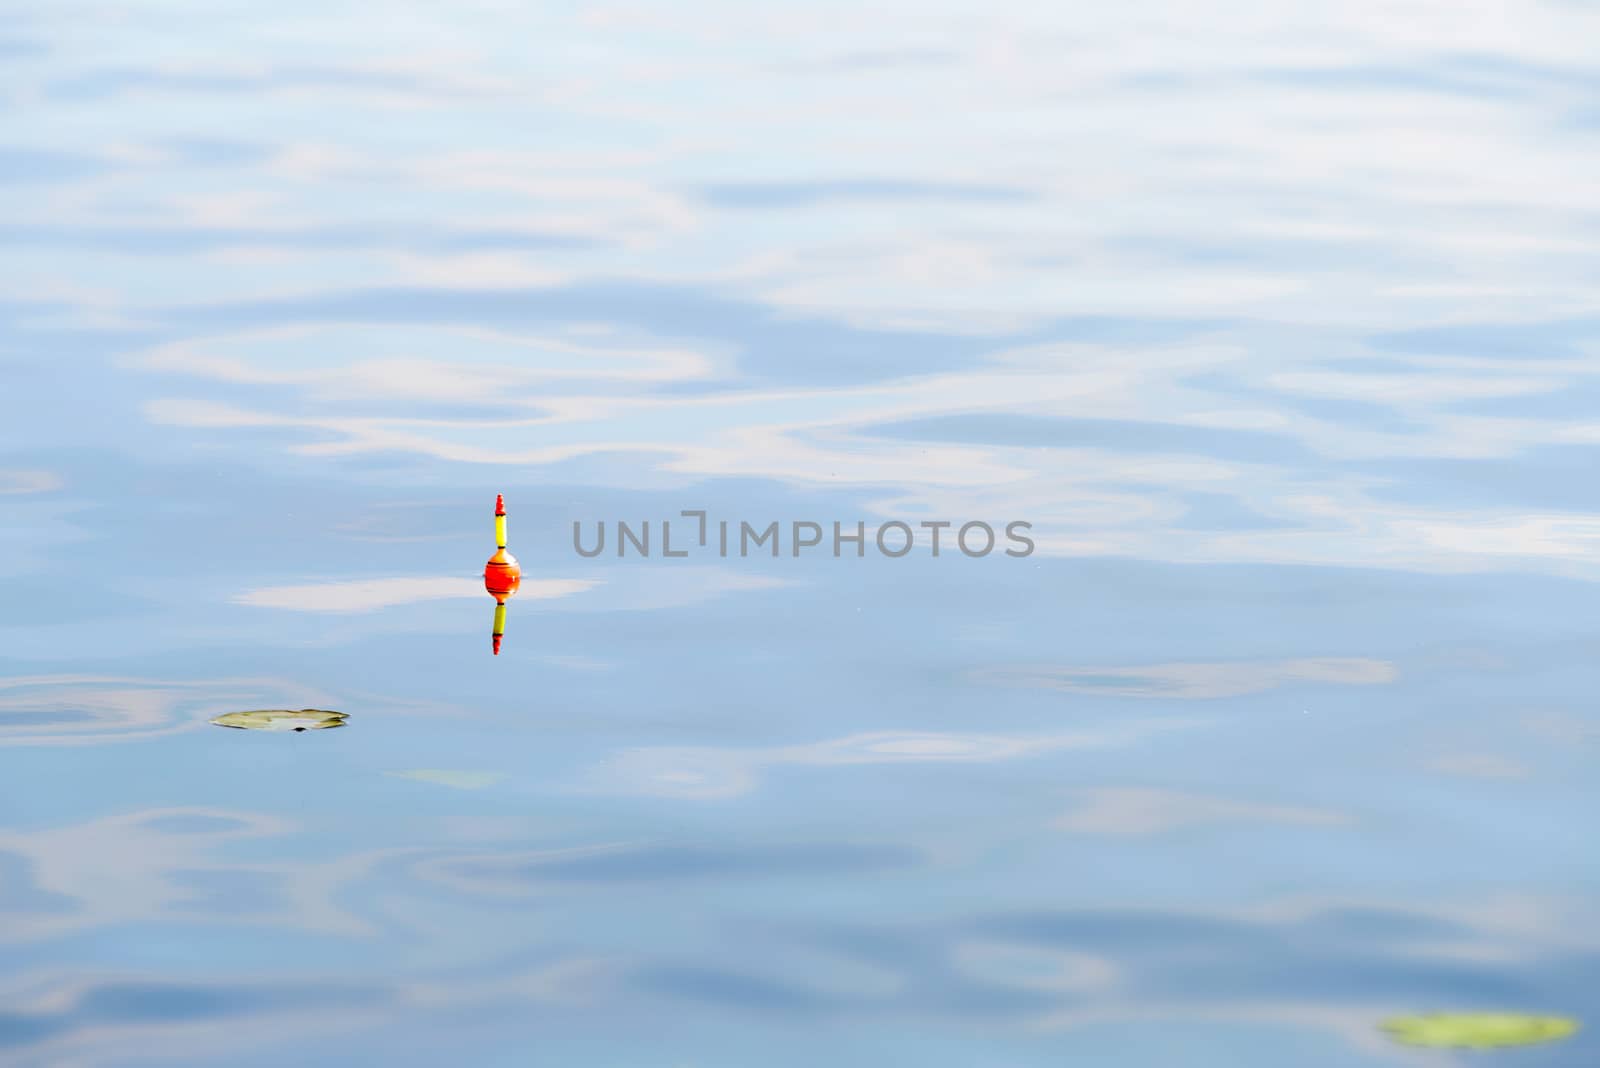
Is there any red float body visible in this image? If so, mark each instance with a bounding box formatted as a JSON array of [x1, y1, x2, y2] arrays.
[[485, 548, 521, 601]]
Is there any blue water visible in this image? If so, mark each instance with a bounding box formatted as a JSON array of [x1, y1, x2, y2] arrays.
[[3, 4, 1599, 1065]]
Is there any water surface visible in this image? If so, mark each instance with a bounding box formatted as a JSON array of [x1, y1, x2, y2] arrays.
[[3, 3, 1599, 1065]]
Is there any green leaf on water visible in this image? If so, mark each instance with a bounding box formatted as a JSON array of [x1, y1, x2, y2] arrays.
[[210, 709, 347, 732], [1380, 1013, 1579, 1048]]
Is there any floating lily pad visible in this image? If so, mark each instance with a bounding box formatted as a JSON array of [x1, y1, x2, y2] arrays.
[[1381, 1013, 1579, 1048], [211, 709, 347, 732]]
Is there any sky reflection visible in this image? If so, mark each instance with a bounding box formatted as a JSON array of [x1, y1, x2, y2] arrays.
[[3, 0, 1598, 1064]]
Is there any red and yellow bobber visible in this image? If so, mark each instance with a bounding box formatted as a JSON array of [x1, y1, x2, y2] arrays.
[[484, 494, 521, 654]]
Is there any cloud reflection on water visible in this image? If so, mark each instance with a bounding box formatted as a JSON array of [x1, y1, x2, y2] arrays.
[[583, 723, 1193, 800], [0, 676, 332, 748], [975, 657, 1397, 699], [233, 576, 593, 614], [1053, 788, 1349, 835], [5, 0, 1600, 1064]]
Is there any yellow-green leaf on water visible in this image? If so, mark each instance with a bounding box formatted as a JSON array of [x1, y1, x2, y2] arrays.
[[387, 769, 504, 790], [211, 709, 347, 732], [1381, 1013, 1579, 1049]]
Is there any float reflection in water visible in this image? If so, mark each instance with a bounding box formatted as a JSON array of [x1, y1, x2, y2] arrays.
[[484, 493, 521, 655], [210, 709, 348, 732]]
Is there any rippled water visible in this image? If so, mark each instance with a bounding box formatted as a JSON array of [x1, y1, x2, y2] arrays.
[[3, 3, 1599, 1065]]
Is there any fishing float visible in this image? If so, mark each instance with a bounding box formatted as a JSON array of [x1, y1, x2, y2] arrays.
[[484, 493, 521, 654]]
